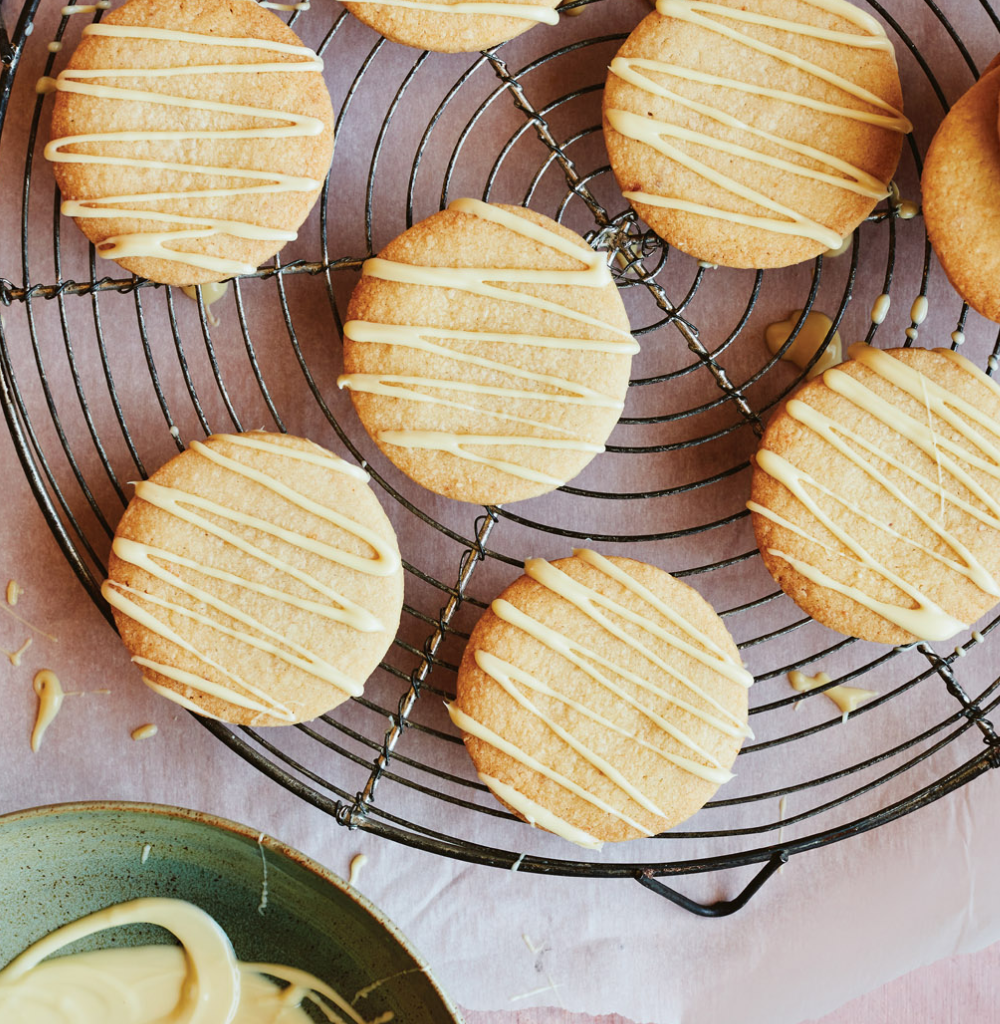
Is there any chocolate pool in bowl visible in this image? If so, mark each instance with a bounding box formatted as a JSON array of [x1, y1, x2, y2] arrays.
[[0, 801, 461, 1023]]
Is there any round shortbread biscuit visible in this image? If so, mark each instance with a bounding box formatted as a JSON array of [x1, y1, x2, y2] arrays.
[[341, 0, 560, 54], [923, 68, 1000, 323], [48, 0, 334, 287], [339, 199, 637, 505], [103, 431, 403, 726], [451, 551, 752, 846], [602, 0, 907, 268], [750, 345, 1000, 645]]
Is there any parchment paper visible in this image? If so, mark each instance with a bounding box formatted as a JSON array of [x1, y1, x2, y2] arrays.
[[1, 1, 999, 1021]]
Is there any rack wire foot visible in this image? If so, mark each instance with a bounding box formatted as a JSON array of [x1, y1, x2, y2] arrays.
[[635, 852, 789, 917]]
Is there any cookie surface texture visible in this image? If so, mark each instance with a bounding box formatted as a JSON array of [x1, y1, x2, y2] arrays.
[[750, 345, 1000, 645], [450, 551, 752, 847], [923, 68, 1000, 323], [603, 0, 909, 268], [341, 0, 560, 54], [47, 0, 334, 286], [339, 199, 638, 505], [103, 431, 403, 725]]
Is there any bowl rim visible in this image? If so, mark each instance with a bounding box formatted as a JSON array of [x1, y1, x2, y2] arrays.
[[0, 799, 464, 1024]]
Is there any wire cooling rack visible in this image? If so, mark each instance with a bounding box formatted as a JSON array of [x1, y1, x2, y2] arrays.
[[2, 0, 1000, 916]]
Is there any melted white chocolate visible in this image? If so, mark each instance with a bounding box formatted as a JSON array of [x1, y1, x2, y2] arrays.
[[348, 853, 368, 887], [449, 549, 752, 843], [606, 0, 910, 249], [44, 24, 328, 277], [344, 0, 559, 25], [4, 638, 32, 668], [765, 310, 842, 378], [825, 234, 852, 258], [788, 670, 877, 718], [31, 670, 64, 752], [181, 281, 230, 326], [61, 2, 110, 14], [1, 601, 57, 641], [751, 344, 1000, 642], [0, 898, 386, 1024], [338, 199, 638, 487], [102, 433, 399, 722], [871, 293, 891, 324]]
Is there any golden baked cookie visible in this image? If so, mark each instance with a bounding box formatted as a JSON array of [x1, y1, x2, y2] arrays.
[[603, 0, 909, 268], [338, 199, 638, 505], [341, 0, 560, 54], [46, 0, 334, 287], [923, 68, 1000, 323], [102, 431, 403, 725], [750, 344, 1000, 645], [450, 550, 752, 847]]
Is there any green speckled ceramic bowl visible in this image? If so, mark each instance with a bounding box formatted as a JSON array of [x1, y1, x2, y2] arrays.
[[0, 801, 461, 1023]]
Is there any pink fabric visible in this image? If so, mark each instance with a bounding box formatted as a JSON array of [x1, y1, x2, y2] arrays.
[[810, 942, 1000, 1023], [456, 940, 1000, 1024]]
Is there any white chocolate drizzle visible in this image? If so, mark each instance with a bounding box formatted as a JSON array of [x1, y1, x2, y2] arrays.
[[606, 0, 910, 249], [344, 0, 559, 25], [338, 199, 637, 486], [450, 549, 751, 844], [450, 703, 653, 836], [480, 772, 604, 850], [256, 833, 269, 915], [102, 433, 399, 722], [44, 23, 328, 277], [750, 344, 1000, 641]]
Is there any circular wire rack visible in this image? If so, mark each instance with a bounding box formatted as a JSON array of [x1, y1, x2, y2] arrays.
[[2, 0, 1000, 916]]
